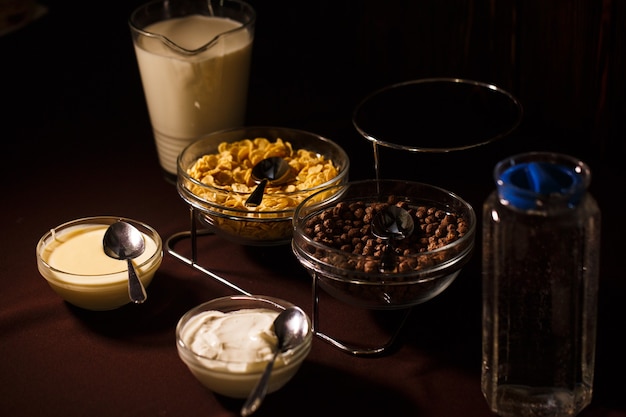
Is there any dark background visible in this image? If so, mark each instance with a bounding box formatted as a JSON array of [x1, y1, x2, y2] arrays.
[[4, 0, 624, 286], [2, 1, 625, 415], [4, 1, 625, 170]]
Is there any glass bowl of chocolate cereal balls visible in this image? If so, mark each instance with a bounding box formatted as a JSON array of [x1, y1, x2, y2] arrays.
[[292, 179, 476, 309]]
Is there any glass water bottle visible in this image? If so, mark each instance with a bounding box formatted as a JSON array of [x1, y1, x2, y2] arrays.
[[482, 152, 601, 417]]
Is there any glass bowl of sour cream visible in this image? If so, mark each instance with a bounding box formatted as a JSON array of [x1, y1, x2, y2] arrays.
[[176, 295, 312, 398], [36, 216, 163, 311]]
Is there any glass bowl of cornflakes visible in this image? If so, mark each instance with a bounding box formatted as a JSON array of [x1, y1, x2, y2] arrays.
[[177, 126, 350, 246]]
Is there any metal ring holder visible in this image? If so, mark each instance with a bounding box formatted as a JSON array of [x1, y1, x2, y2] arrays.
[[166, 206, 411, 356]]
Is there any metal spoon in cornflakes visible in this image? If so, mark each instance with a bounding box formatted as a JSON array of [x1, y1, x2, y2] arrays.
[[245, 157, 291, 207]]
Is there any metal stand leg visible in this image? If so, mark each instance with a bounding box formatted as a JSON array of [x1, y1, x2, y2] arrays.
[[311, 271, 412, 357], [165, 206, 250, 296]]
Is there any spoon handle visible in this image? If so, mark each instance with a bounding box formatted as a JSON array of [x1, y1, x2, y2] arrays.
[[127, 259, 147, 303], [245, 179, 268, 207], [379, 242, 397, 273], [240, 350, 278, 416]]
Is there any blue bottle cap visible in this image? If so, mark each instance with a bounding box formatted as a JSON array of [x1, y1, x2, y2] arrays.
[[497, 161, 584, 210]]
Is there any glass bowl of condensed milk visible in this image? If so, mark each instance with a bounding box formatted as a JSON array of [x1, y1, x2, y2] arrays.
[[36, 216, 163, 311]]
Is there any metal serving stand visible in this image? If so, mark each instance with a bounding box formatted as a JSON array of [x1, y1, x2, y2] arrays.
[[167, 78, 522, 357], [166, 206, 412, 357]]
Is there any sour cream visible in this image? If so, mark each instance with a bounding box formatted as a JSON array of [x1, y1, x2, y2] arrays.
[[176, 297, 311, 398], [180, 308, 279, 370]]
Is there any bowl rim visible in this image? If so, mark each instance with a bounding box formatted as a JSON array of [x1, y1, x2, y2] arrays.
[[292, 179, 477, 279], [176, 295, 312, 372], [176, 125, 350, 216], [36, 216, 163, 285]]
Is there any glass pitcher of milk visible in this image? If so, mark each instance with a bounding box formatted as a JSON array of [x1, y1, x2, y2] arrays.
[[129, 0, 256, 179]]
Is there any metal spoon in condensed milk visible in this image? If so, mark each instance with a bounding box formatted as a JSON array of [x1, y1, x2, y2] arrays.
[[103, 221, 147, 303]]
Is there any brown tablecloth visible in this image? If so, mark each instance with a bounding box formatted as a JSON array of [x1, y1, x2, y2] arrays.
[[2, 1, 625, 416]]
